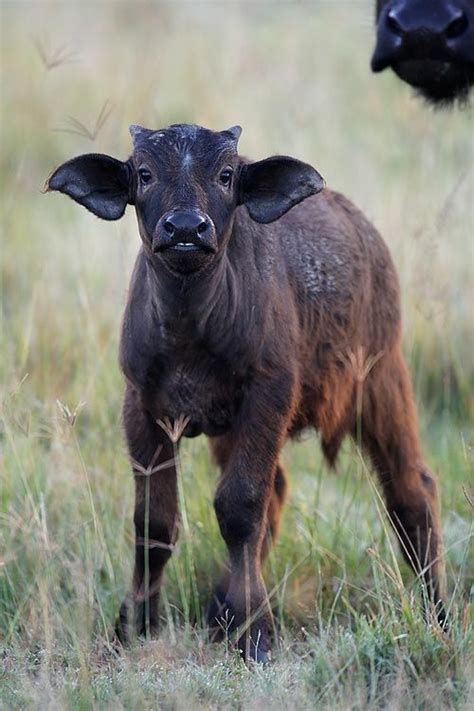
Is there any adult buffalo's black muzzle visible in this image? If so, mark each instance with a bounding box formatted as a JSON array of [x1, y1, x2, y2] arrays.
[[153, 210, 217, 255], [372, 0, 473, 72]]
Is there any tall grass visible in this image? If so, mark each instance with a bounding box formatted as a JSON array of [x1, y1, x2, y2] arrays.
[[1, 1, 473, 708]]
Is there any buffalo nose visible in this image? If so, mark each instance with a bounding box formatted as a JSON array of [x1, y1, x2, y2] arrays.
[[385, 4, 469, 40], [372, 1, 472, 72], [154, 210, 216, 254], [163, 211, 211, 240]]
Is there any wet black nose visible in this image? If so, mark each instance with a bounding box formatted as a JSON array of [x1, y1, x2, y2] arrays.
[[372, 1, 472, 72], [162, 211, 211, 241], [153, 210, 216, 254], [385, 5, 468, 40]]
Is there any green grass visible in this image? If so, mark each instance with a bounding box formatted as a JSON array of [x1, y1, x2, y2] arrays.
[[1, 1, 473, 708]]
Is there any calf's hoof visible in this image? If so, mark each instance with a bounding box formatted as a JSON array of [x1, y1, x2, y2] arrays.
[[207, 594, 272, 664], [435, 601, 449, 631], [115, 597, 159, 644], [240, 643, 271, 664], [206, 584, 230, 641], [236, 617, 273, 665]]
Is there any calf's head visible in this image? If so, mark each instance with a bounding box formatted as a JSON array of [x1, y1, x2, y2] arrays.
[[372, 0, 474, 104], [47, 123, 324, 274]]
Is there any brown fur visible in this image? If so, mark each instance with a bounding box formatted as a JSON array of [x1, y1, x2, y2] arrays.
[[117, 189, 446, 658], [47, 126, 446, 662]]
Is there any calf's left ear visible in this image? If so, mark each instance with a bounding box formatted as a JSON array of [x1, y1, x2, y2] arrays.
[[239, 156, 325, 224], [46, 154, 132, 220]]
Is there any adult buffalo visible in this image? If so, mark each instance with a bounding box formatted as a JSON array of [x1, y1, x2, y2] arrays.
[[372, 0, 474, 105]]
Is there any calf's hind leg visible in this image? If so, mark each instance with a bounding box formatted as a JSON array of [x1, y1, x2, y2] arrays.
[[360, 349, 446, 622], [116, 386, 178, 642]]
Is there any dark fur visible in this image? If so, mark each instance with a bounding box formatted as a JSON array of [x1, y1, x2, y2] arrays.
[[47, 124, 445, 662], [372, 0, 474, 105]]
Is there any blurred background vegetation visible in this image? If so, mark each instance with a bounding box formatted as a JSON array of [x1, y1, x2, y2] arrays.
[[1, 1, 472, 708]]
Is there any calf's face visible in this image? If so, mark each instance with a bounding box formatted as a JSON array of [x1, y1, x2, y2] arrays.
[[47, 124, 324, 275], [130, 124, 241, 273], [372, 0, 474, 104]]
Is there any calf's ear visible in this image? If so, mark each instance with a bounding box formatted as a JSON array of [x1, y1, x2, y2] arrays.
[[46, 154, 132, 220], [239, 156, 325, 224]]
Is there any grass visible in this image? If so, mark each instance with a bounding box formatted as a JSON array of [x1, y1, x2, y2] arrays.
[[1, 1, 473, 708]]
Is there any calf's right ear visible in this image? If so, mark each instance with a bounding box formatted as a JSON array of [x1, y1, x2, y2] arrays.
[[46, 154, 132, 220]]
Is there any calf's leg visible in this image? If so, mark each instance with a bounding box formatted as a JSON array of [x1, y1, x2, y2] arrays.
[[261, 463, 288, 562], [116, 386, 178, 642], [360, 348, 446, 622], [210, 376, 294, 661], [207, 434, 288, 635]]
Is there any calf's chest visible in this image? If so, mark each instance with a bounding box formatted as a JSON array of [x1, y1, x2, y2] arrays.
[[149, 356, 246, 438]]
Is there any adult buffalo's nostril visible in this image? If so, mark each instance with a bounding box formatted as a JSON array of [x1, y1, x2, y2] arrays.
[[386, 10, 403, 37], [445, 12, 468, 39], [164, 220, 175, 236]]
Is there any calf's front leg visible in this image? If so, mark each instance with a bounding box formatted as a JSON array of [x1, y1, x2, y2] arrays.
[[213, 374, 294, 662], [207, 437, 288, 636], [116, 386, 178, 643]]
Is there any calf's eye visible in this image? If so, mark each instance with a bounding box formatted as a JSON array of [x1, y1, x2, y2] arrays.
[[219, 169, 233, 187], [138, 168, 152, 185]]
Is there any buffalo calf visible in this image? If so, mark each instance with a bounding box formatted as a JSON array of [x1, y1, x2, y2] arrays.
[[372, 0, 474, 105], [47, 124, 445, 662]]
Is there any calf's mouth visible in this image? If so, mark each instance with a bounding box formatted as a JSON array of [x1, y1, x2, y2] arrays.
[[156, 240, 216, 254]]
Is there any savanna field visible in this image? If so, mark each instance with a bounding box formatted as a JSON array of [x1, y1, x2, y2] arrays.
[[1, 1, 473, 708]]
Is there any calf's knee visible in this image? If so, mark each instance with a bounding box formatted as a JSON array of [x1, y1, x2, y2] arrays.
[[214, 486, 264, 548]]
